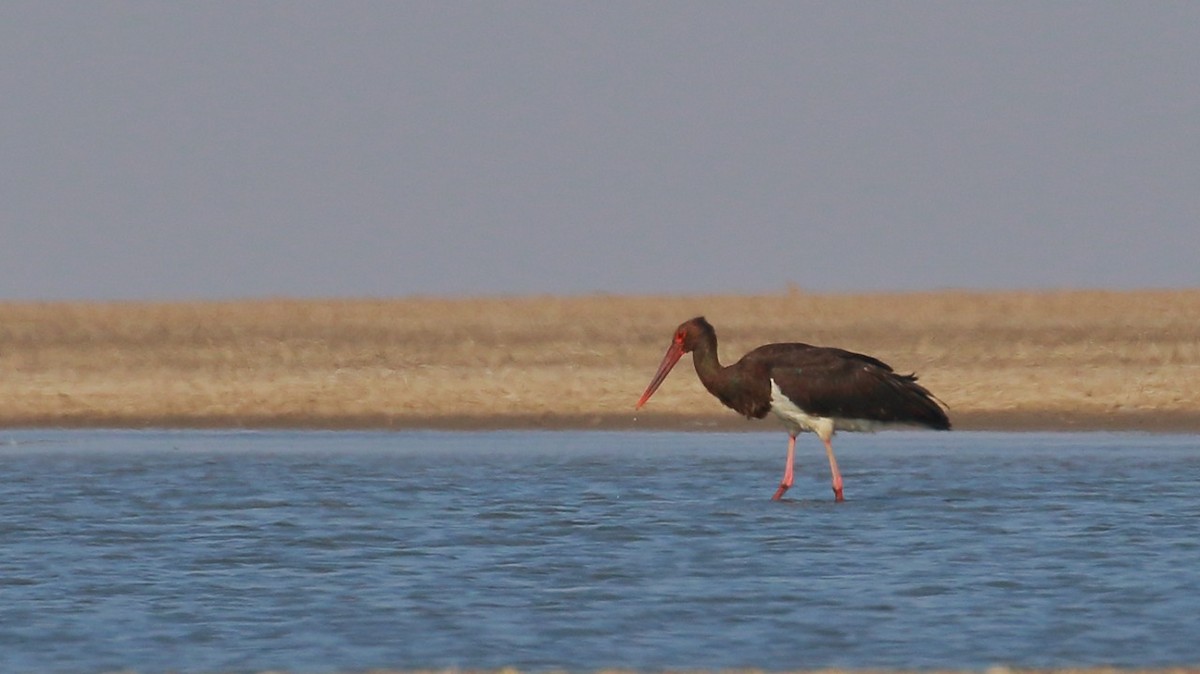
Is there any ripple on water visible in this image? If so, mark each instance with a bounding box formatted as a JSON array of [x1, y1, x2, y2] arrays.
[[1, 429, 1199, 672]]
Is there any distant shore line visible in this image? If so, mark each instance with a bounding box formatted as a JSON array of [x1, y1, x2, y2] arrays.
[[4, 409, 1199, 433], [4, 291, 1198, 435]]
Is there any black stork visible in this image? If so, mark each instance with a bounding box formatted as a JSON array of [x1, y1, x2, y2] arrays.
[[636, 317, 950, 501]]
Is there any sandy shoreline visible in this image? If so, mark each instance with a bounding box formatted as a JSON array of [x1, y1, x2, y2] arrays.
[[7, 409, 1200, 433], [2, 290, 1198, 433]]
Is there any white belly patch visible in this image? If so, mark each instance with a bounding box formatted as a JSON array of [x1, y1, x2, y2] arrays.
[[769, 379, 882, 438]]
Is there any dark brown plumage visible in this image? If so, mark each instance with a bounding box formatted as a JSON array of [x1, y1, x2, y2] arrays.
[[637, 317, 950, 501]]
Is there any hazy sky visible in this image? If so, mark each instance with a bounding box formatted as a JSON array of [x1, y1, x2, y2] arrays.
[[3, 2, 1198, 301]]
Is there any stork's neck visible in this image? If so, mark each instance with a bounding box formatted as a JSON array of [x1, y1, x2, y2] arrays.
[[689, 333, 726, 390]]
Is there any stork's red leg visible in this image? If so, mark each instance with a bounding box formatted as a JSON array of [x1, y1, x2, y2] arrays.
[[772, 433, 798, 500], [822, 436, 844, 502]]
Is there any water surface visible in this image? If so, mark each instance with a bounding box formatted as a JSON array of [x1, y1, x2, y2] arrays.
[[1, 429, 1198, 672]]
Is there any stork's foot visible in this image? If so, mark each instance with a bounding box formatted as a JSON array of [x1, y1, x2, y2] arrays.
[[772, 484, 789, 501], [833, 487, 845, 503]]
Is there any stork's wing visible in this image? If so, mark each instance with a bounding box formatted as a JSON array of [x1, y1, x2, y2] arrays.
[[744, 344, 950, 429]]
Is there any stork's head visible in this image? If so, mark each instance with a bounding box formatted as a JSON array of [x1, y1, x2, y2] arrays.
[[635, 316, 713, 409]]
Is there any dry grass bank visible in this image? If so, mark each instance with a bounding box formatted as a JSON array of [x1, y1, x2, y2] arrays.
[[1, 290, 1199, 431]]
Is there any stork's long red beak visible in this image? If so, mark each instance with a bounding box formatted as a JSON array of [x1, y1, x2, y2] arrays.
[[636, 341, 685, 409]]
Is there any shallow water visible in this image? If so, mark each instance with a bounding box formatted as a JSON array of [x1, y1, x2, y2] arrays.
[[1, 429, 1198, 672]]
